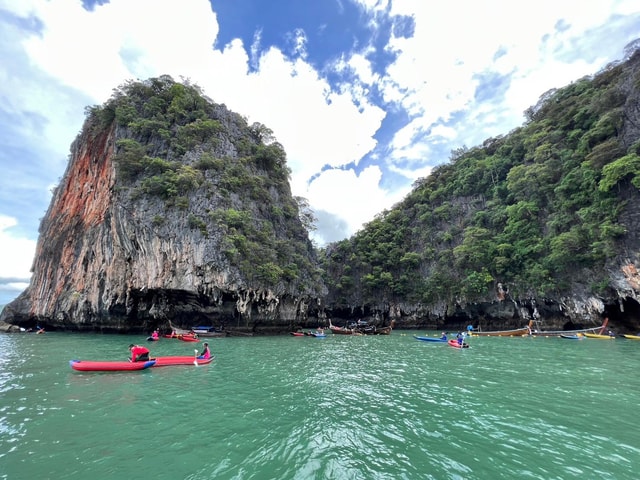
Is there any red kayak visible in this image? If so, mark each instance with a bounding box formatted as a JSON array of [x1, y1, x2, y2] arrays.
[[178, 335, 199, 342], [152, 355, 215, 367], [69, 359, 156, 371], [448, 339, 470, 349]]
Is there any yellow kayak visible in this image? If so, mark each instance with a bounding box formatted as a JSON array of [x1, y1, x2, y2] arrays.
[[583, 333, 615, 339], [621, 334, 640, 340]]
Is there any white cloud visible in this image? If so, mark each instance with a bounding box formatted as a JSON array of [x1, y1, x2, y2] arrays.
[[4, 0, 391, 248], [380, 0, 640, 163], [0, 0, 639, 282], [0, 215, 35, 281], [305, 165, 409, 238]]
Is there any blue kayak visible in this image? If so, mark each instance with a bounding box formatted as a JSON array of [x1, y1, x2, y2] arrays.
[[414, 335, 447, 343]]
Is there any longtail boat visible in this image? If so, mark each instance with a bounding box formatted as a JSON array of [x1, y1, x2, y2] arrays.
[[470, 320, 533, 337], [328, 319, 357, 335], [328, 319, 394, 335], [533, 318, 610, 337]]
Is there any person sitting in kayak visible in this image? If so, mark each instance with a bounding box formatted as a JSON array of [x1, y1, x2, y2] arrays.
[[440, 332, 447, 340], [129, 344, 150, 362], [198, 342, 211, 359]]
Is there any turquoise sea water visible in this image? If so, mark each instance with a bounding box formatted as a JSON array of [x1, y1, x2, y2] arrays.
[[1, 331, 639, 480]]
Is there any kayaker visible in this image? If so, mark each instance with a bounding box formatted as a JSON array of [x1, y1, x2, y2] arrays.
[[440, 332, 447, 340], [129, 344, 150, 362], [199, 342, 211, 359], [151, 329, 159, 340]]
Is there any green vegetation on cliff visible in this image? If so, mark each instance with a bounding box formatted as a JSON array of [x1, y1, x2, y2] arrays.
[[322, 52, 640, 309], [85, 75, 322, 294]]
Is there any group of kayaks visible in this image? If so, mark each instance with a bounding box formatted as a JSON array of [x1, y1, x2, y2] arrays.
[[415, 331, 640, 345], [414, 335, 470, 349], [69, 355, 214, 372], [146, 333, 200, 342]]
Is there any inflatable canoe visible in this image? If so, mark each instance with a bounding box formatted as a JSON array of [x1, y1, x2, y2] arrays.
[[178, 335, 199, 342], [69, 359, 156, 371], [152, 355, 215, 367], [448, 339, 470, 349]]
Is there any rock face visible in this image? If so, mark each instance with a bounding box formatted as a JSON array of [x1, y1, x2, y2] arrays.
[[1, 77, 326, 333], [320, 49, 640, 334], [5, 51, 640, 336]]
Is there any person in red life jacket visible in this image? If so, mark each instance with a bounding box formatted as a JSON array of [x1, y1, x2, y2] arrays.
[[198, 342, 211, 359], [129, 344, 150, 362]]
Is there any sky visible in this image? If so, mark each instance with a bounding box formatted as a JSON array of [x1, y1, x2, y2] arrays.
[[1, 0, 639, 306]]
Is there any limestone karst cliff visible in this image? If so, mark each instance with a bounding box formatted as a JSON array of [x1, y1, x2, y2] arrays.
[[4, 49, 640, 335], [320, 49, 640, 334], [0, 76, 326, 333]]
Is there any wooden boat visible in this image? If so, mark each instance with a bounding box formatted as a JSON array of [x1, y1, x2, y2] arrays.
[[583, 333, 615, 339], [151, 355, 215, 367], [621, 334, 640, 340], [470, 320, 533, 337], [448, 339, 470, 349], [533, 318, 610, 337], [328, 319, 394, 335], [193, 331, 226, 337], [374, 320, 395, 335], [69, 359, 156, 371], [328, 319, 356, 335], [191, 326, 227, 337], [414, 335, 447, 343]]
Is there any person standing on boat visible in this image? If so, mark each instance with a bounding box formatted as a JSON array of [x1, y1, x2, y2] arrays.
[[129, 344, 150, 362], [199, 342, 211, 359]]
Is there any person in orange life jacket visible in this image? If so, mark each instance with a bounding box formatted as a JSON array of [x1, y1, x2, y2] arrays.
[[199, 342, 211, 359], [129, 344, 150, 362]]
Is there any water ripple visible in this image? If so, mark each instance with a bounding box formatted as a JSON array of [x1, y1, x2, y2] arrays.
[[0, 333, 639, 479]]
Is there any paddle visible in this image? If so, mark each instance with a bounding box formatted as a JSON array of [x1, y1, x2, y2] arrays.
[[194, 349, 199, 366]]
